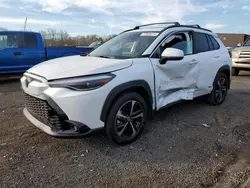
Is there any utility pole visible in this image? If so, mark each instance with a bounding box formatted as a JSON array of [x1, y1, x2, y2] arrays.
[[24, 17, 27, 31]]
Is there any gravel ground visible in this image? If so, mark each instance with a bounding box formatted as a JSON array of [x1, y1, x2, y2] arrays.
[[0, 72, 250, 188]]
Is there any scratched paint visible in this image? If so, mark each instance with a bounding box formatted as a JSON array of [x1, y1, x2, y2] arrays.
[[150, 57, 199, 110]]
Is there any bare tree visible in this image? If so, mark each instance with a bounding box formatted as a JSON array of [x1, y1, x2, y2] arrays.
[[39, 28, 115, 47]]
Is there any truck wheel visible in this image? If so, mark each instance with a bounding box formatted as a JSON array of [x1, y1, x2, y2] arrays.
[[207, 72, 229, 106], [232, 68, 240, 76], [105, 92, 147, 145]]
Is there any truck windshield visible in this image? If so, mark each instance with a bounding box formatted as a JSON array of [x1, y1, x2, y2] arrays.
[[89, 31, 159, 59], [244, 38, 250, 46]]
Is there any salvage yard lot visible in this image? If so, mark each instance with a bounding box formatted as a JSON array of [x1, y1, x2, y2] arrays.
[[0, 73, 250, 188]]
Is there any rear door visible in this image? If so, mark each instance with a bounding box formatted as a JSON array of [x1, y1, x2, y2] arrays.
[[0, 33, 24, 73], [193, 32, 221, 93], [150, 31, 200, 110], [21, 34, 46, 69]]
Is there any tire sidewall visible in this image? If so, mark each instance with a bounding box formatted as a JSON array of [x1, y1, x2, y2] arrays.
[[105, 92, 148, 145], [211, 73, 229, 105]]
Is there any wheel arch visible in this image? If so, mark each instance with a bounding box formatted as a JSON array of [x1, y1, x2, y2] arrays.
[[216, 65, 231, 89], [100, 80, 153, 122]]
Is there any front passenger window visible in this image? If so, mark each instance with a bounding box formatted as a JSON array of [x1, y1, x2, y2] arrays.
[[154, 32, 193, 58]]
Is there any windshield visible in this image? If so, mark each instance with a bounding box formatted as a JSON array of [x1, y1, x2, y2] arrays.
[[244, 38, 250, 46], [89, 41, 102, 48], [89, 31, 159, 59]]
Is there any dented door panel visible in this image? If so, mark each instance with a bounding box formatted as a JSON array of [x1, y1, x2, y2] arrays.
[[150, 56, 199, 110]]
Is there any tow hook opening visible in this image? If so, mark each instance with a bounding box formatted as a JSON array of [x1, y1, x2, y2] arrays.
[[66, 120, 91, 133]]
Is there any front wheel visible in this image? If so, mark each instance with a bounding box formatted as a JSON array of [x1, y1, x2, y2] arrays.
[[105, 92, 147, 145], [207, 72, 229, 105]]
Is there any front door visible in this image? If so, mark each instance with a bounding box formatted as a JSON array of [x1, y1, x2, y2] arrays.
[[149, 31, 200, 110], [0, 33, 24, 73]]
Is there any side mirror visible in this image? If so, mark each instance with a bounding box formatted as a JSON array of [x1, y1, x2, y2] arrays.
[[80, 52, 89, 56], [160, 48, 184, 64], [237, 43, 242, 47]]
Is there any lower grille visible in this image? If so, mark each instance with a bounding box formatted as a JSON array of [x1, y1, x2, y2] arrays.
[[23, 93, 66, 130]]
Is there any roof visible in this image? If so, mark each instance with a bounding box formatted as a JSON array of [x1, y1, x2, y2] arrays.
[[0, 30, 40, 35]]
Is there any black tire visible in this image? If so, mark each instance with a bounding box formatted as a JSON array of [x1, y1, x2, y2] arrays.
[[105, 92, 148, 145], [232, 68, 240, 76], [207, 72, 229, 105]]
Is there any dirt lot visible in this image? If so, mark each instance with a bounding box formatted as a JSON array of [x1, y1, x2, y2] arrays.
[[0, 73, 250, 188]]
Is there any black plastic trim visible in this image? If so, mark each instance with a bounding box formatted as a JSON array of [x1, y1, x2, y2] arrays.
[[100, 80, 153, 122], [65, 120, 91, 133], [47, 98, 69, 120]]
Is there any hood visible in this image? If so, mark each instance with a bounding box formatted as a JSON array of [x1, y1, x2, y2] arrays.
[[27, 56, 132, 80]]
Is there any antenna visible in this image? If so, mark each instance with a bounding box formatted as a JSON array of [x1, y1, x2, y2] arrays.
[[24, 17, 27, 31]]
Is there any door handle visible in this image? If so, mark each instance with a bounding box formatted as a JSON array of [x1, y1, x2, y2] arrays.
[[189, 59, 199, 65], [13, 52, 22, 56], [214, 56, 220, 58]]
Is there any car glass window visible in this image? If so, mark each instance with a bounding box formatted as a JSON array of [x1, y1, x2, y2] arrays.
[[0, 34, 23, 50], [23, 34, 38, 48], [244, 38, 250, 46], [209, 35, 220, 50], [206, 35, 214, 50], [154, 32, 193, 58], [193, 32, 210, 53], [89, 31, 158, 59]]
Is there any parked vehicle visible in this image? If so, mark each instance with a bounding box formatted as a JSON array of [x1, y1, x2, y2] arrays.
[[21, 22, 231, 145], [231, 38, 250, 76], [88, 41, 104, 49], [0, 31, 94, 74]]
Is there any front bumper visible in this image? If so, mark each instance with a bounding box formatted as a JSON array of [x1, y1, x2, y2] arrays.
[[23, 108, 94, 137], [21, 72, 106, 134], [232, 59, 250, 69]]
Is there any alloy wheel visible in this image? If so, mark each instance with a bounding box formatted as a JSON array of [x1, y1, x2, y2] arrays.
[[115, 100, 144, 138], [215, 77, 227, 103]]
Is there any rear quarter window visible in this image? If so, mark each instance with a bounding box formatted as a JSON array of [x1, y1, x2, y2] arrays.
[[209, 35, 220, 50]]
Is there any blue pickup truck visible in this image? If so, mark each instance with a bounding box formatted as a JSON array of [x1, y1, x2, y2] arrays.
[[0, 31, 94, 74]]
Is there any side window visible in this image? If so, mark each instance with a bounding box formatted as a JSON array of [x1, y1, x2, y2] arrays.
[[209, 35, 220, 50], [23, 34, 38, 48], [193, 32, 210, 53], [206, 35, 214, 51], [0, 34, 23, 50], [154, 32, 193, 58]]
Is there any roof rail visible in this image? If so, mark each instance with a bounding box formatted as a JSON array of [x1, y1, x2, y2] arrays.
[[119, 22, 212, 35], [185, 24, 201, 28], [134, 22, 180, 29], [174, 24, 212, 32]]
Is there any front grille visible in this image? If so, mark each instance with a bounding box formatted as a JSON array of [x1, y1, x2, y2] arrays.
[[23, 93, 65, 130], [239, 51, 250, 59]]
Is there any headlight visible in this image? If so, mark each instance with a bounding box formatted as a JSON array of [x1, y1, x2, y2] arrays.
[[232, 51, 240, 58], [49, 74, 115, 91]]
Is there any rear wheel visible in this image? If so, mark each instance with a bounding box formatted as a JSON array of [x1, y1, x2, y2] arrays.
[[105, 92, 147, 145], [232, 68, 240, 76], [207, 72, 229, 105]]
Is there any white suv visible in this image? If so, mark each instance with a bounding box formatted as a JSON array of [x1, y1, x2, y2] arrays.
[[21, 22, 231, 145]]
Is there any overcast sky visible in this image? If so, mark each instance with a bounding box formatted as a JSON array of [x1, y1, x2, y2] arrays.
[[0, 0, 250, 36]]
